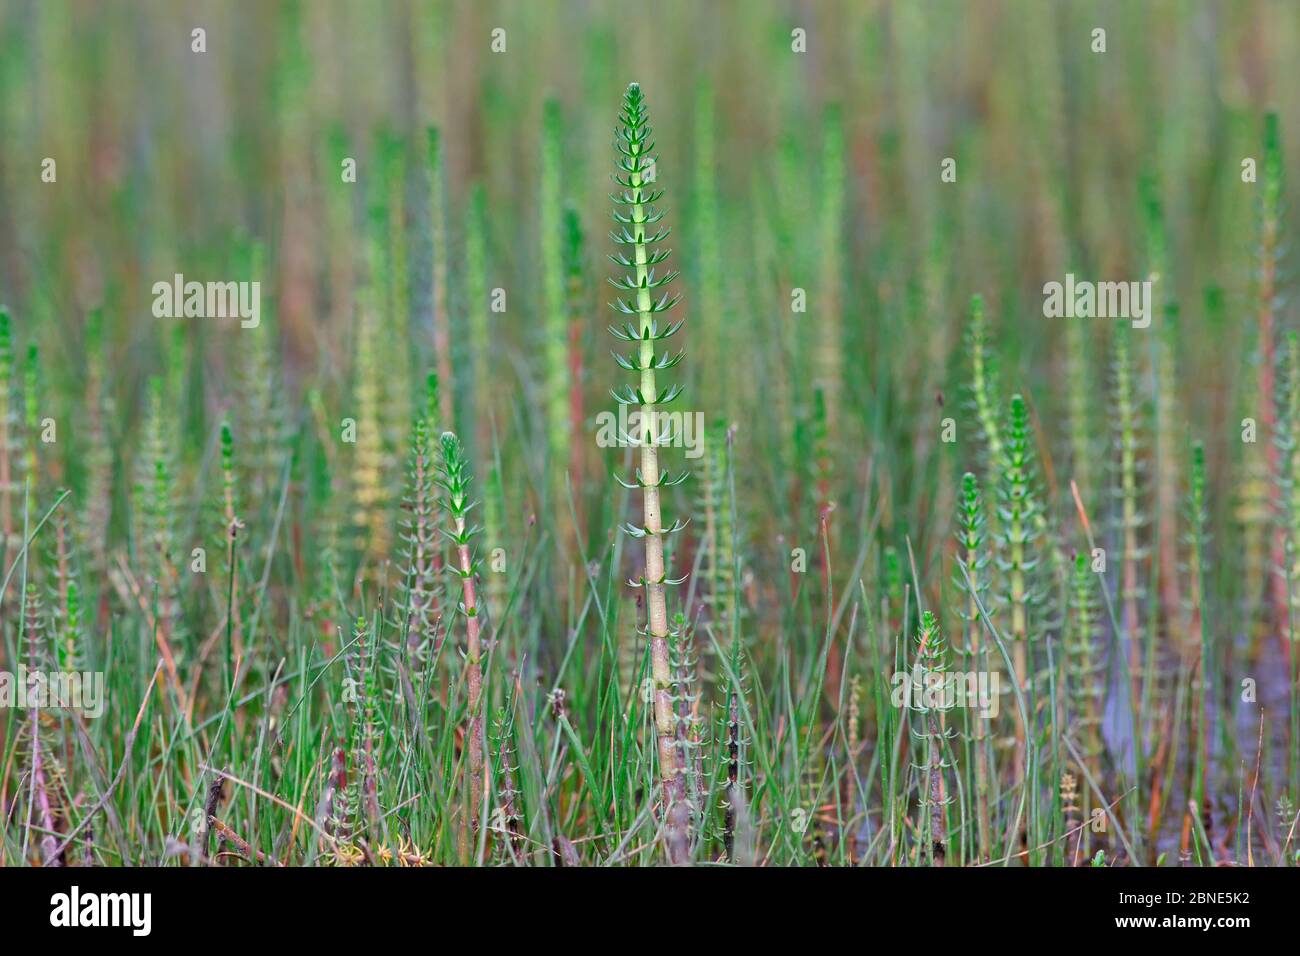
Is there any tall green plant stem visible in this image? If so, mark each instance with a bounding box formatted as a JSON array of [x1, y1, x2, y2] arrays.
[[914, 610, 951, 864], [439, 432, 484, 859], [1113, 332, 1143, 709], [632, 119, 685, 854], [455, 509, 484, 843], [955, 472, 991, 861], [611, 83, 689, 861], [997, 394, 1042, 791]]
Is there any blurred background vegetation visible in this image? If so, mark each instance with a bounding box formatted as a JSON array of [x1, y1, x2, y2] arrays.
[[2, 0, 1297, 560]]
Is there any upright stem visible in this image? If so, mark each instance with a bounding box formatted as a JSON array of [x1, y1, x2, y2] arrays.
[[634, 166, 687, 851], [613, 83, 689, 861], [438, 431, 485, 861], [1115, 334, 1143, 717], [959, 473, 991, 862], [455, 514, 484, 841]]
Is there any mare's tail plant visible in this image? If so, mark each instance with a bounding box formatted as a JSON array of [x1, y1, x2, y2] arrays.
[[670, 612, 706, 835], [438, 430, 486, 859], [953, 471, 993, 861], [490, 696, 524, 860], [343, 615, 382, 851], [390, 418, 441, 711], [1186, 440, 1211, 832], [134, 377, 180, 645], [21, 583, 67, 866], [1110, 331, 1147, 716], [719, 627, 750, 862], [997, 395, 1042, 697], [911, 609, 953, 865], [1066, 551, 1104, 856], [608, 81, 691, 863], [996, 394, 1043, 785]]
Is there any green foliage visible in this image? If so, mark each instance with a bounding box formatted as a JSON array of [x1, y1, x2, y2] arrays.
[[996, 395, 1044, 649], [390, 417, 441, 693], [1067, 553, 1104, 767], [2, 3, 1298, 872]]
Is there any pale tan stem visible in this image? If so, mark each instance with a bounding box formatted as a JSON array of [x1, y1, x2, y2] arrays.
[[631, 150, 688, 863]]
